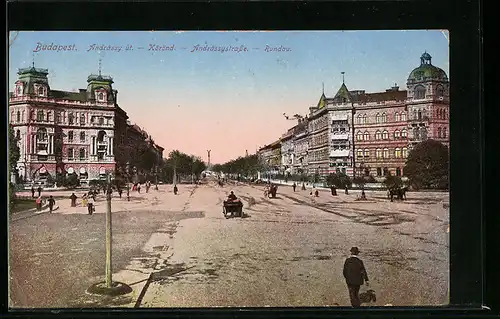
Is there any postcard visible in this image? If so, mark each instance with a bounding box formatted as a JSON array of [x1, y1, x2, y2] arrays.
[[8, 30, 450, 308]]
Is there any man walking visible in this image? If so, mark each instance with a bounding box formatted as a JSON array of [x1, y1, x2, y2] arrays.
[[37, 186, 42, 197], [293, 182, 296, 192], [31, 186, 35, 198], [343, 247, 369, 307], [48, 195, 56, 213]]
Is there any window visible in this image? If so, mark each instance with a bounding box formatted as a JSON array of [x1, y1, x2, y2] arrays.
[[394, 130, 400, 139], [438, 128, 442, 138], [80, 131, 86, 142], [16, 111, 20, 122], [357, 132, 363, 141], [383, 167, 389, 176], [79, 148, 85, 160], [99, 117, 104, 125], [38, 86, 44, 96], [357, 150, 363, 158], [395, 148, 401, 158], [401, 112, 407, 121], [376, 149, 382, 158], [46, 111, 51, 122], [80, 114, 86, 125], [363, 132, 369, 140], [443, 109, 447, 120], [415, 85, 426, 99], [376, 113, 381, 123], [69, 113, 74, 125], [383, 148, 389, 158], [363, 114, 367, 124], [420, 127, 428, 140], [17, 86, 22, 96], [68, 148, 74, 159], [382, 130, 389, 140], [375, 131, 381, 140], [364, 149, 370, 157], [382, 112, 387, 123], [402, 147, 408, 158], [55, 112, 61, 123], [37, 110, 44, 121], [394, 112, 400, 122], [413, 128, 420, 140], [357, 115, 362, 124], [98, 92, 105, 101], [68, 131, 74, 142], [401, 129, 408, 138], [443, 127, 447, 138], [91, 116, 95, 123], [436, 86, 444, 97]]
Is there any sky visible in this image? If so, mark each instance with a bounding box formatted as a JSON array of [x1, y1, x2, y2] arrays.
[[8, 30, 449, 164]]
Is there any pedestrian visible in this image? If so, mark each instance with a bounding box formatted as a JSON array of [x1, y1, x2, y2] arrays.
[[314, 189, 319, 197], [293, 182, 296, 192], [345, 185, 349, 195], [137, 184, 141, 193], [173, 185, 178, 195], [37, 186, 42, 197], [36, 196, 42, 211], [118, 188, 123, 198], [31, 186, 35, 198], [70, 192, 77, 207], [87, 196, 94, 215], [82, 194, 88, 207], [331, 186, 337, 196], [48, 195, 56, 213], [343, 247, 370, 307], [155, 184, 158, 191]]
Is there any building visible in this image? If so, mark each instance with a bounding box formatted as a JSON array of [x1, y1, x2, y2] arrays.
[[292, 118, 310, 175], [260, 52, 449, 180], [9, 64, 164, 185], [280, 127, 295, 175], [257, 139, 281, 176]]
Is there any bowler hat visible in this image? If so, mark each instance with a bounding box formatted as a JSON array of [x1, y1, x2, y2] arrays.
[[350, 247, 360, 254]]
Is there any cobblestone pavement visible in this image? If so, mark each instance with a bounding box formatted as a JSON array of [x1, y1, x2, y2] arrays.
[[9, 182, 449, 308]]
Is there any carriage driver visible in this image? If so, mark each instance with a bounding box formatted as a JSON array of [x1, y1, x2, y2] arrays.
[[227, 191, 239, 202]]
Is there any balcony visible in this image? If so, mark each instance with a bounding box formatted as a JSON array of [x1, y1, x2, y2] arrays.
[[331, 133, 349, 140], [329, 149, 350, 158]]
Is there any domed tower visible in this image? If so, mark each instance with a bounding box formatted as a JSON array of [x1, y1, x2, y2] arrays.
[[406, 52, 449, 147]]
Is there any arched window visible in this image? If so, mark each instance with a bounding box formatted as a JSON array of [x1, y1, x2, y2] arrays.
[[443, 109, 447, 119], [375, 130, 381, 140], [356, 132, 363, 141], [395, 148, 401, 158], [402, 147, 408, 158], [443, 127, 447, 138], [401, 129, 408, 138], [394, 130, 400, 139], [438, 127, 442, 138], [382, 112, 387, 123], [37, 128, 48, 141], [98, 92, 104, 101], [376, 149, 382, 159], [46, 111, 51, 122], [16, 111, 20, 122], [382, 130, 389, 140], [357, 114, 362, 124], [80, 131, 86, 142], [436, 85, 444, 97], [38, 86, 44, 96], [37, 110, 44, 121], [364, 149, 370, 157], [363, 114, 368, 124], [363, 131, 370, 140], [394, 112, 400, 122], [420, 127, 428, 140], [413, 128, 420, 140], [418, 110, 422, 120], [68, 113, 74, 124], [79, 148, 86, 160], [375, 113, 381, 123], [357, 150, 363, 158], [415, 85, 426, 99], [17, 86, 22, 96], [383, 148, 389, 158], [401, 112, 407, 121]]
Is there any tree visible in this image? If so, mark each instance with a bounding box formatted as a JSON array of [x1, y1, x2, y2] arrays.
[[383, 171, 403, 189], [404, 139, 449, 189], [326, 172, 352, 189]]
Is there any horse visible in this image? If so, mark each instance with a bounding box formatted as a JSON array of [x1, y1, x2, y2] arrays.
[[388, 186, 408, 201]]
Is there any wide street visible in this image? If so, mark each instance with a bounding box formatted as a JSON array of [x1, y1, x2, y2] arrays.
[[9, 180, 449, 308]]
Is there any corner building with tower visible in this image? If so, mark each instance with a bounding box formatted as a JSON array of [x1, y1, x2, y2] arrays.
[[9, 65, 164, 185], [258, 52, 449, 179]]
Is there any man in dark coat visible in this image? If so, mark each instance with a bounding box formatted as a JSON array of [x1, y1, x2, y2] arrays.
[[343, 247, 369, 307], [31, 186, 35, 198], [48, 196, 56, 213], [37, 186, 42, 197]]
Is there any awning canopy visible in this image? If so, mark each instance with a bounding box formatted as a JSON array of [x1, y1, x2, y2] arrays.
[[329, 149, 350, 157]]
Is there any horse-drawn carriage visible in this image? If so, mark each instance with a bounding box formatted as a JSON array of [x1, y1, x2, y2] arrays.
[[223, 200, 244, 218], [387, 186, 408, 201], [264, 184, 278, 198]]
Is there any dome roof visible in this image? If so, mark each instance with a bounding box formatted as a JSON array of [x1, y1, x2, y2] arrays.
[[407, 52, 448, 83]]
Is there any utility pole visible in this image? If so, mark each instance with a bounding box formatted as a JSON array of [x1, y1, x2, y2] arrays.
[[207, 150, 211, 169], [105, 172, 112, 287]]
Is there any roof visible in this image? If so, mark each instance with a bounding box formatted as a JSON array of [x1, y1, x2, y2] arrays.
[[350, 90, 407, 103], [407, 52, 448, 83], [49, 90, 87, 102]]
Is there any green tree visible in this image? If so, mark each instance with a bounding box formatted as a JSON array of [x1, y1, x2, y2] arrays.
[[326, 172, 352, 189], [404, 139, 449, 189]]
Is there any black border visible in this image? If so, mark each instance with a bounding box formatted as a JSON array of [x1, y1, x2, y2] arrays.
[[5, 1, 487, 318]]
